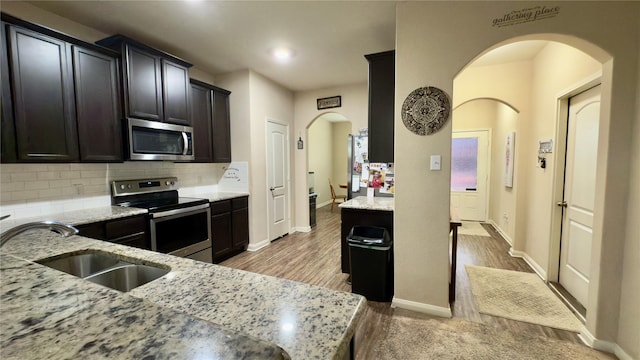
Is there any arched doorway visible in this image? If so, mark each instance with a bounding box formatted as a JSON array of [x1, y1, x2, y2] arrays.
[[307, 112, 351, 222], [453, 37, 606, 327]]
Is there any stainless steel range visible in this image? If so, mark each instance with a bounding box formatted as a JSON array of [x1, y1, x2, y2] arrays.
[[112, 177, 212, 263]]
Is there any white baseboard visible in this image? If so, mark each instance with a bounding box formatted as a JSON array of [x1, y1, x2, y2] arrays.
[[247, 238, 271, 252], [317, 199, 333, 208], [580, 328, 634, 360], [292, 226, 311, 233], [487, 219, 513, 246], [509, 248, 548, 280], [391, 297, 452, 318]]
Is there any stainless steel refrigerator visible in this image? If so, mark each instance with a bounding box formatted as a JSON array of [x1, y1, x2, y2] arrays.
[[347, 135, 395, 199]]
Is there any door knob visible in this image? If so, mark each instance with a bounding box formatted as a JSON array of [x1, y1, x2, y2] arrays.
[[556, 201, 567, 208], [269, 187, 275, 191]]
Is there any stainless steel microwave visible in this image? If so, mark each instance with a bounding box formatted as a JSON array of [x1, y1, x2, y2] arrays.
[[126, 118, 194, 161]]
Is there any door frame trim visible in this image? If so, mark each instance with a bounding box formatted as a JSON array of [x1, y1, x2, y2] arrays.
[[265, 118, 291, 241], [548, 71, 601, 283]]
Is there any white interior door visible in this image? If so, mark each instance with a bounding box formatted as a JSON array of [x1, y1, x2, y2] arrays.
[[451, 130, 490, 221], [266, 120, 290, 240], [559, 85, 601, 308]]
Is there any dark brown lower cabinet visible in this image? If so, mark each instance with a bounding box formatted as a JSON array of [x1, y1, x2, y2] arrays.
[[76, 215, 149, 250], [211, 196, 249, 263]]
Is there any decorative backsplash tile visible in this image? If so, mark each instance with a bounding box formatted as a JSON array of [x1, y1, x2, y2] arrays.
[[0, 162, 226, 220]]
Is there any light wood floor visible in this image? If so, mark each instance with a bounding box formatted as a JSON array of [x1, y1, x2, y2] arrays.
[[220, 205, 583, 358]]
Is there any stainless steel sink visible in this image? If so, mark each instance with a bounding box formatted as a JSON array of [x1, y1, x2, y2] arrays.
[[36, 251, 169, 292], [37, 252, 122, 278], [85, 264, 169, 292]]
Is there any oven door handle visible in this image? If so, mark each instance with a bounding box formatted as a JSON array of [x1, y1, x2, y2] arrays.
[[151, 203, 210, 218]]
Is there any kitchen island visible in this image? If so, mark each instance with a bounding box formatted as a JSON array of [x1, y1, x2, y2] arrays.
[[0, 229, 365, 359]]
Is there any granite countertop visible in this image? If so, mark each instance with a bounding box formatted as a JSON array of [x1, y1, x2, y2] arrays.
[[0, 230, 365, 359], [339, 196, 394, 211], [0, 206, 148, 232], [194, 191, 250, 202], [0, 190, 249, 231]]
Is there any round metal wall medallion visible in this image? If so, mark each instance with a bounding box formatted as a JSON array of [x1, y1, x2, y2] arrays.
[[401, 86, 451, 135]]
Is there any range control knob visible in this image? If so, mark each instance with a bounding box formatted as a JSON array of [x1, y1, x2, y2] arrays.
[[120, 184, 125, 190], [127, 184, 132, 189]]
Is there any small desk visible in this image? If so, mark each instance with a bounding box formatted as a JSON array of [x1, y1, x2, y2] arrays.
[[449, 209, 462, 303]]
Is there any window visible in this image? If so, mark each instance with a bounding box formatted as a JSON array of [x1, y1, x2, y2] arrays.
[[451, 137, 478, 191]]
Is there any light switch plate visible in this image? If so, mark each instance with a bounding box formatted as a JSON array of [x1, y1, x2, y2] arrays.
[[430, 155, 441, 170]]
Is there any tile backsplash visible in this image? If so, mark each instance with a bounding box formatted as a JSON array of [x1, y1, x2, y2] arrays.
[[0, 162, 225, 219]]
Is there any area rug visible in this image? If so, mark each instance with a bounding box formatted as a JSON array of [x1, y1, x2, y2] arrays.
[[458, 221, 491, 237], [373, 314, 613, 360], [465, 265, 583, 332]]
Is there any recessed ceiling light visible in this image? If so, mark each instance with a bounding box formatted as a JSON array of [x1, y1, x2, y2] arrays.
[[271, 47, 295, 62]]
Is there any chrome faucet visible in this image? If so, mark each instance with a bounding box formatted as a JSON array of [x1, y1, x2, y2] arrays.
[[0, 221, 79, 248]]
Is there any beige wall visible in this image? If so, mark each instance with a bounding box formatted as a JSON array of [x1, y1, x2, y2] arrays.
[[396, 2, 639, 355], [332, 122, 351, 190], [524, 42, 601, 274], [491, 103, 518, 240], [452, 100, 518, 242], [616, 44, 640, 360], [216, 70, 252, 162], [249, 71, 294, 243], [308, 118, 333, 204], [217, 70, 294, 244], [308, 118, 350, 207], [293, 83, 368, 228]]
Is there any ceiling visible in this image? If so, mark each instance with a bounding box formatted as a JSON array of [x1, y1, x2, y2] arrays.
[[26, 1, 547, 92], [28, 0, 397, 92]]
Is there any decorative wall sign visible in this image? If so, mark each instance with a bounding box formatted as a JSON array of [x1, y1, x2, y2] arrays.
[[317, 96, 341, 110], [504, 132, 515, 188], [538, 139, 553, 153], [492, 6, 560, 27], [401, 86, 451, 136]]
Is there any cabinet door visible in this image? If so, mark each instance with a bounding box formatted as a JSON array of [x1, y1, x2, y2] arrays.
[[212, 212, 233, 260], [366, 51, 395, 163], [73, 46, 122, 162], [211, 89, 231, 163], [231, 207, 249, 249], [1, 22, 16, 162], [124, 44, 163, 121], [190, 82, 212, 162], [8, 25, 78, 161], [162, 60, 191, 125]]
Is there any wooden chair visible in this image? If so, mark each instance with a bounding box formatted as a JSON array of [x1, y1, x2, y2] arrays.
[[329, 178, 347, 212]]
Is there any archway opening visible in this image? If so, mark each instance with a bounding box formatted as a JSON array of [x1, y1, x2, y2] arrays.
[[452, 36, 607, 327], [307, 112, 351, 209]]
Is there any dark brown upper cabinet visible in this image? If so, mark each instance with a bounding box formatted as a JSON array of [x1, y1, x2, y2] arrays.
[[124, 45, 163, 121], [190, 79, 232, 163], [96, 35, 192, 126], [73, 46, 122, 162], [211, 87, 232, 163], [162, 60, 190, 125], [190, 81, 213, 162], [365, 50, 395, 163], [1, 14, 123, 163], [6, 24, 79, 162]]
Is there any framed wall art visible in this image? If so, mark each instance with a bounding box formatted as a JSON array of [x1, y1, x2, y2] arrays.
[[317, 96, 341, 110], [504, 132, 515, 188]]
